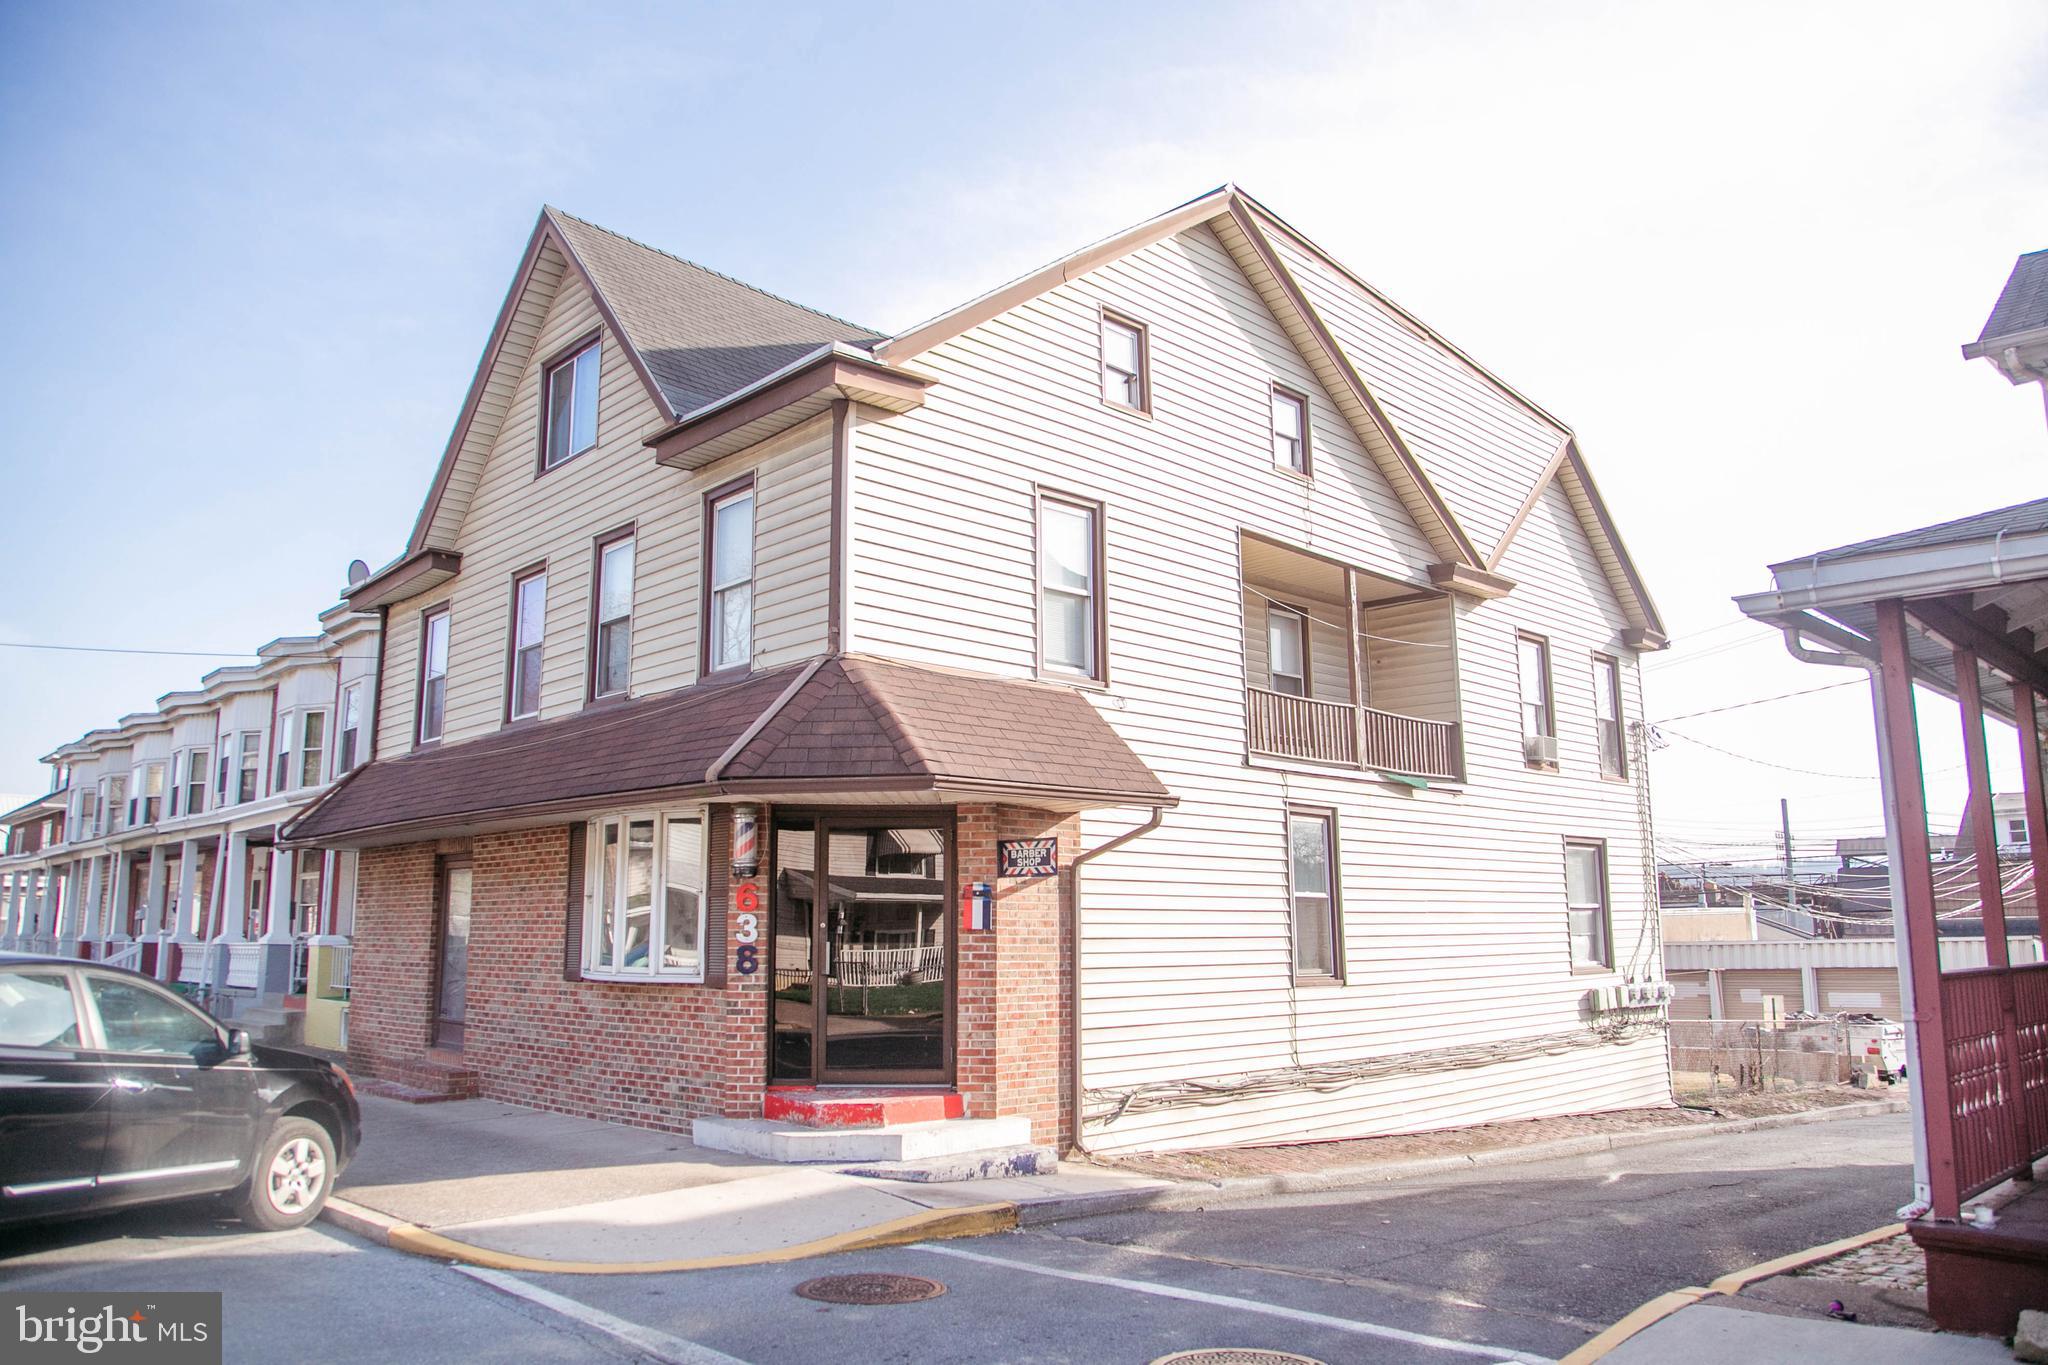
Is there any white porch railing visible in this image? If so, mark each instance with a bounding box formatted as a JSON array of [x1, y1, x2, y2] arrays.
[[103, 941, 143, 972], [1246, 687, 1462, 780], [834, 944, 944, 987], [224, 943, 261, 990]]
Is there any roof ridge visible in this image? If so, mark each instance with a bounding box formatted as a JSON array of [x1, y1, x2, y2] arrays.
[[545, 206, 883, 340]]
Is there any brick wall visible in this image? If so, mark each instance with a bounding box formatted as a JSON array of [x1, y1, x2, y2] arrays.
[[348, 841, 441, 1075]]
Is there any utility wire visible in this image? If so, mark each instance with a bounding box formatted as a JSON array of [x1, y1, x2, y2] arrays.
[[0, 641, 378, 661], [1650, 678, 1864, 723]]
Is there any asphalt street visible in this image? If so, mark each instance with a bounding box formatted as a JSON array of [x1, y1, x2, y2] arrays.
[[0, 1111, 1914, 1364]]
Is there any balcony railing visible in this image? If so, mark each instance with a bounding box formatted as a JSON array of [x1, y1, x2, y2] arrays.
[[1247, 687, 1461, 780]]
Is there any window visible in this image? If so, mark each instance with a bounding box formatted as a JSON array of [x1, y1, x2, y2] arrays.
[[418, 609, 450, 742], [1565, 841, 1611, 970], [0, 970, 81, 1048], [107, 776, 126, 831], [237, 732, 260, 804], [184, 749, 207, 817], [83, 974, 220, 1058], [584, 810, 705, 979], [1101, 312, 1148, 411], [337, 684, 364, 772], [140, 764, 164, 825], [1039, 494, 1104, 680], [1518, 634, 1554, 748], [273, 719, 292, 795], [542, 337, 601, 471], [294, 853, 322, 934], [299, 713, 326, 788], [509, 569, 547, 720], [1267, 605, 1308, 697], [1272, 386, 1309, 474], [1288, 810, 1339, 979], [2009, 817, 2031, 846], [75, 789, 97, 839], [592, 535, 634, 697], [1593, 655, 1625, 778], [706, 489, 754, 674]]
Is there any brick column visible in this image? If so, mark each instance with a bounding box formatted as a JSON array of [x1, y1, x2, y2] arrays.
[[347, 842, 440, 1078]]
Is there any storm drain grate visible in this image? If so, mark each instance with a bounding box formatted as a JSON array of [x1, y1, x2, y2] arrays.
[[1150, 1352, 1328, 1365], [793, 1273, 947, 1305]]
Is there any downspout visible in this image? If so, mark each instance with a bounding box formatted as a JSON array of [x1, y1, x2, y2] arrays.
[[1777, 619, 1932, 1218], [1066, 805, 1166, 1155]]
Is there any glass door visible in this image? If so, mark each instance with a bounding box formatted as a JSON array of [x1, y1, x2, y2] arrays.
[[433, 859, 471, 1050]]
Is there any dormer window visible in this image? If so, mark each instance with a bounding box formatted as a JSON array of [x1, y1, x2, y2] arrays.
[[542, 337, 601, 471]]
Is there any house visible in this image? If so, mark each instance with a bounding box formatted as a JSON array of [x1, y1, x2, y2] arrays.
[[284, 186, 1672, 1153], [1732, 245, 2048, 1335], [0, 604, 380, 1048]]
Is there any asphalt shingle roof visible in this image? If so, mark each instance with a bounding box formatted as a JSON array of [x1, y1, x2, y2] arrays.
[[548, 209, 882, 417], [1776, 494, 2048, 569], [1977, 248, 2048, 345]]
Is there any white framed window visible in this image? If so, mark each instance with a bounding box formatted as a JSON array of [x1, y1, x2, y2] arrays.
[[593, 534, 634, 697], [337, 683, 364, 774], [236, 732, 261, 804], [273, 718, 292, 795], [1518, 634, 1554, 743], [1271, 386, 1309, 474], [1565, 840, 1611, 970], [510, 568, 547, 719], [139, 763, 165, 825], [543, 338, 601, 470], [298, 712, 327, 789], [418, 609, 451, 742], [1101, 312, 1148, 411], [1038, 493, 1104, 681], [707, 489, 754, 673], [1593, 654, 1625, 779], [74, 788, 97, 839], [293, 852, 323, 935], [1288, 808, 1340, 980], [184, 748, 208, 816], [106, 775, 126, 832], [583, 809, 706, 981], [1267, 605, 1308, 697]]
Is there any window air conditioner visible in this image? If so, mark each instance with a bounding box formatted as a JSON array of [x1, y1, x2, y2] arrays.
[[1524, 735, 1558, 766]]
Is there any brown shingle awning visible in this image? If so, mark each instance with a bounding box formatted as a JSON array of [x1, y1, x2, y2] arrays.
[[285, 657, 1171, 847]]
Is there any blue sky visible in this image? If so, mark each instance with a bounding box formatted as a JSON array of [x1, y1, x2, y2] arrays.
[[3, 1, 2046, 856]]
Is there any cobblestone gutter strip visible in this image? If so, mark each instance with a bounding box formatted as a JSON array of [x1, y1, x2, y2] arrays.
[[1024, 1096, 1909, 1225]]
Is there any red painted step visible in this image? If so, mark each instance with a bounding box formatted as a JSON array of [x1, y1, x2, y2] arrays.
[[763, 1087, 965, 1129]]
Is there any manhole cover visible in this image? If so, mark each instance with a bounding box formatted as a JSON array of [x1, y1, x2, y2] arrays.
[[792, 1273, 947, 1305], [1151, 1352, 1328, 1365]]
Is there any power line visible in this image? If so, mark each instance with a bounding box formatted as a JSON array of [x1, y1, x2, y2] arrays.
[[1657, 728, 1882, 780], [1650, 678, 1864, 723], [0, 641, 377, 662]]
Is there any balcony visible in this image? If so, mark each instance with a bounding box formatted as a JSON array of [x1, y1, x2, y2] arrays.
[[1241, 533, 1463, 782]]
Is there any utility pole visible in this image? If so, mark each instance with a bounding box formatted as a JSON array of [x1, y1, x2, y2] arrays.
[[1781, 797, 1797, 914]]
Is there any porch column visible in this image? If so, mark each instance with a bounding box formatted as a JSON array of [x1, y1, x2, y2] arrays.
[[55, 861, 82, 956], [219, 833, 249, 941], [142, 845, 171, 978], [107, 855, 132, 941], [82, 856, 105, 946], [28, 871, 50, 950], [2014, 684, 2048, 967], [172, 839, 201, 943], [1875, 598, 1960, 1218], [256, 845, 296, 997], [1345, 567, 1367, 769]]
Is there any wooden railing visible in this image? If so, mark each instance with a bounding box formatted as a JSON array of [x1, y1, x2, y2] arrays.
[[1941, 961, 2048, 1201], [1246, 688, 1461, 779]]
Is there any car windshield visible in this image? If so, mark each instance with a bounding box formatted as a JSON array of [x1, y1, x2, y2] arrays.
[[86, 975, 221, 1058]]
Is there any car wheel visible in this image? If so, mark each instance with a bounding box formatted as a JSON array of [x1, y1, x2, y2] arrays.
[[237, 1118, 335, 1231]]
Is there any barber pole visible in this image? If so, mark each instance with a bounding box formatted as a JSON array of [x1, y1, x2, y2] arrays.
[[731, 805, 760, 878]]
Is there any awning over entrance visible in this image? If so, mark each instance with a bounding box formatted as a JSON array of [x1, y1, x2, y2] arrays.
[[284, 655, 1173, 847]]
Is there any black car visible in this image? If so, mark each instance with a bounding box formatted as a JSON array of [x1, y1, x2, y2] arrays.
[[0, 952, 360, 1233]]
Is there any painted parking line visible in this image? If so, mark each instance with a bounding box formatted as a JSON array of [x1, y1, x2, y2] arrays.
[[455, 1265, 752, 1365], [909, 1242, 1557, 1365]]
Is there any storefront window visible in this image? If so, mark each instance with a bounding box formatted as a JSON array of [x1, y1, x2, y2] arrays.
[[585, 810, 704, 980]]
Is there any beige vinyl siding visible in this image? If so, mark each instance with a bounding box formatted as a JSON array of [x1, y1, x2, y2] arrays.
[[375, 272, 835, 757], [852, 223, 1664, 1151], [1817, 966, 1903, 1019], [1270, 234, 1566, 559], [1240, 588, 1351, 700], [1721, 968, 1804, 1021], [1361, 596, 1456, 722]]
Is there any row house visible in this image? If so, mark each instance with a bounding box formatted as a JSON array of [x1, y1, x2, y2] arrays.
[[0, 605, 379, 1048], [285, 186, 1673, 1152]]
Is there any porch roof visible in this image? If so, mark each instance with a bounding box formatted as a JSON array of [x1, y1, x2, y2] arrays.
[[283, 655, 1172, 847]]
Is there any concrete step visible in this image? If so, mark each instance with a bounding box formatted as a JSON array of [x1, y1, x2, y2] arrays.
[[359, 1080, 467, 1104], [762, 1087, 964, 1128], [834, 1144, 1060, 1183], [691, 1114, 1032, 1164]]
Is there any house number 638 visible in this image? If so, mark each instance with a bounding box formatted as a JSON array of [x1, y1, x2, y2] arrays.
[[733, 882, 761, 975]]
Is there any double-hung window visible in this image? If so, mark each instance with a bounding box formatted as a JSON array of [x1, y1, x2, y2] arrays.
[[1267, 605, 1308, 697], [1101, 312, 1148, 411], [237, 733, 260, 804], [1271, 386, 1309, 474], [1565, 841, 1611, 970], [1288, 809, 1340, 980], [293, 853, 322, 934], [542, 338, 600, 471], [1518, 633, 1555, 761], [418, 609, 450, 742], [298, 713, 326, 788], [273, 721, 292, 795], [509, 568, 547, 720], [337, 684, 363, 772], [140, 764, 164, 825], [592, 535, 634, 698], [1039, 493, 1105, 681], [584, 810, 705, 980], [706, 489, 754, 673], [107, 776, 126, 831], [1593, 655, 1625, 779], [184, 749, 207, 816]]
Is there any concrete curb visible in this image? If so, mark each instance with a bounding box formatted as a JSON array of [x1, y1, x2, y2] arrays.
[[1555, 1220, 1908, 1364], [319, 1194, 1017, 1275], [1019, 1097, 1910, 1225]]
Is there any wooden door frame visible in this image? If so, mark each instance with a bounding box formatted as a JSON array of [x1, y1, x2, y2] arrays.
[[765, 806, 957, 1087], [429, 853, 473, 1051]]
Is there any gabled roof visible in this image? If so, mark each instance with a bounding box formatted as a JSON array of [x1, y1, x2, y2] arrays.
[[1965, 248, 2048, 352], [403, 207, 882, 556], [1487, 437, 1668, 647]]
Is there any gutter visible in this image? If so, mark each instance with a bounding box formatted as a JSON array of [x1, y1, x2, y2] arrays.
[[1065, 805, 1166, 1155]]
